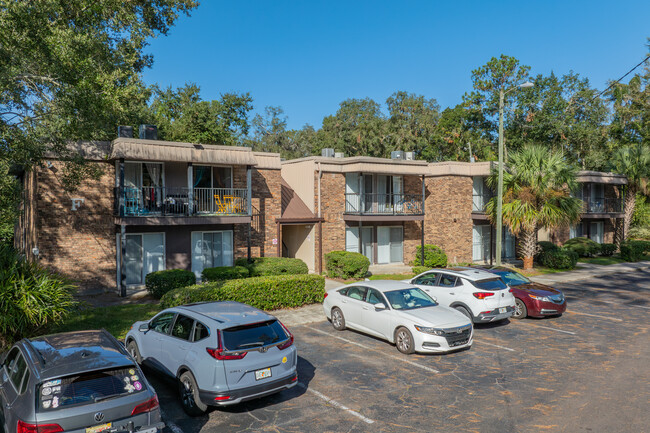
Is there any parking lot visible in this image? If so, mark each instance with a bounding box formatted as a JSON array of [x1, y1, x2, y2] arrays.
[[149, 270, 650, 433]]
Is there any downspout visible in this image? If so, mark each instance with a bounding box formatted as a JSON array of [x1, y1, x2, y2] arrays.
[[318, 162, 323, 273]]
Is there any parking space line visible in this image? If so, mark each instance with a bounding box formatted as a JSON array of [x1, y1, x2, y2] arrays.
[[309, 328, 440, 373], [298, 383, 374, 424], [519, 322, 577, 335], [473, 340, 515, 352], [564, 310, 623, 322]]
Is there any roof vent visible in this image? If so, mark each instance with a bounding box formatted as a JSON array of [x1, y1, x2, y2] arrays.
[[321, 148, 335, 158], [117, 125, 133, 138], [138, 124, 158, 140], [405, 151, 415, 161], [391, 150, 405, 160], [334, 152, 345, 158]]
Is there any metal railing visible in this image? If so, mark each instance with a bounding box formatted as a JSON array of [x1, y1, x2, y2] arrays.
[[472, 194, 493, 212], [582, 197, 623, 214], [344, 193, 424, 215], [116, 187, 249, 217]]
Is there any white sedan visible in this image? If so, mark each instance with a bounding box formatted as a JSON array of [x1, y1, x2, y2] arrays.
[[323, 280, 473, 354]]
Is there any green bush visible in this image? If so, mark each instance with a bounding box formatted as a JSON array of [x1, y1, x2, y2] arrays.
[[563, 237, 601, 257], [411, 266, 431, 275], [538, 248, 578, 270], [599, 243, 617, 257], [628, 226, 650, 241], [535, 241, 560, 262], [201, 266, 249, 282], [161, 274, 325, 310], [0, 246, 77, 348], [234, 257, 308, 276], [620, 241, 646, 261], [145, 269, 196, 299], [410, 244, 448, 268], [325, 251, 370, 279]]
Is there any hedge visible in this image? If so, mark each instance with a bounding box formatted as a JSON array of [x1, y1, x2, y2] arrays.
[[234, 257, 308, 276], [563, 237, 601, 257], [411, 266, 431, 275], [599, 243, 617, 257], [325, 251, 370, 279], [145, 269, 196, 299], [538, 249, 578, 270], [160, 274, 326, 310], [620, 241, 646, 262], [201, 266, 249, 282], [410, 245, 447, 268]]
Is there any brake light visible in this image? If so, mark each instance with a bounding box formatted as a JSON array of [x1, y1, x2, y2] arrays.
[[214, 395, 232, 401], [509, 288, 513, 293], [17, 421, 64, 433], [473, 292, 495, 299], [277, 321, 294, 350], [323, 293, 328, 299], [131, 395, 159, 416], [206, 330, 247, 360]]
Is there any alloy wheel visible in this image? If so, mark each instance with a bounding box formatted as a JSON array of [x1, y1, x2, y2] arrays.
[[397, 330, 411, 352]]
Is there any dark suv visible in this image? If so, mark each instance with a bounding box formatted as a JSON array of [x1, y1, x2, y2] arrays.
[[0, 330, 164, 433]]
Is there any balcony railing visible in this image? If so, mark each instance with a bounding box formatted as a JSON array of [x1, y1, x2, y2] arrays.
[[582, 197, 622, 214], [116, 186, 249, 217], [344, 193, 424, 215], [472, 194, 493, 212]]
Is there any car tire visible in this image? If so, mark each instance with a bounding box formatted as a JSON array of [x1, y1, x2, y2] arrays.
[[127, 340, 142, 364], [395, 327, 415, 354], [331, 307, 346, 331], [454, 306, 473, 322], [179, 371, 208, 417], [513, 298, 527, 319]]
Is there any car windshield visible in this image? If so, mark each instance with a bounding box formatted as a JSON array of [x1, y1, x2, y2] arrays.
[[384, 288, 437, 310], [38, 366, 145, 411], [222, 320, 288, 350], [494, 270, 531, 286], [471, 278, 508, 291]]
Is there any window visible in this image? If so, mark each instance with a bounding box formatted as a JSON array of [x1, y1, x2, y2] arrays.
[[384, 288, 436, 310], [171, 315, 195, 341], [192, 322, 210, 342], [366, 288, 386, 305], [346, 286, 368, 301], [471, 278, 508, 291], [5, 348, 29, 394], [413, 273, 438, 286], [150, 312, 175, 335], [191, 231, 234, 278], [438, 274, 457, 287], [222, 320, 288, 351], [123, 233, 165, 286]]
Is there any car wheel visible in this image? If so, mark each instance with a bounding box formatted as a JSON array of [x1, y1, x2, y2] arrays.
[[395, 327, 415, 354], [179, 371, 208, 416], [513, 298, 527, 319], [331, 307, 346, 331], [127, 340, 142, 364], [454, 306, 473, 321]]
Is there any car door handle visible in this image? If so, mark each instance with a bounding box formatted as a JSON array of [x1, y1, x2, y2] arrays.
[[362, 306, 369, 310], [179, 345, 188, 350], [341, 300, 347, 303], [449, 292, 455, 295]]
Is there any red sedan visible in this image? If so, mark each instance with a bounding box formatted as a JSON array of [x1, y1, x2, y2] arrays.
[[485, 267, 567, 319]]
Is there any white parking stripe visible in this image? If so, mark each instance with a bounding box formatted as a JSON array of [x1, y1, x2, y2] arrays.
[[298, 383, 374, 424], [593, 299, 650, 310], [309, 328, 440, 374], [565, 310, 623, 322], [519, 322, 577, 335], [474, 340, 515, 352]]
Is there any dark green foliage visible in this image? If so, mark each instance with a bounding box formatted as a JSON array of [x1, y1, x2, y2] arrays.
[[160, 274, 326, 310], [411, 266, 431, 275], [325, 251, 370, 279], [411, 245, 448, 268], [145, 269, 196, 299], [599, 243, 617, 257], [563, 237, 601, 257], [620, 241, 645, 261], [201, 266, 249, 282], [0, 246, 77, 348], [234, 257, 309, 277], [538, 249, 579, 270], [535, 241, 560, 261]]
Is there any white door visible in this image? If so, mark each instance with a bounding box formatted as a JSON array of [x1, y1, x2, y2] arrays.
[[345, 173, 361, 213], [377, 227, 391, 264], [361, 288, 393, 339], [590, 222, 604, 243], [472, 225, 490, 262], [392, 176, 403, 212], [346, 227, 374, 263]]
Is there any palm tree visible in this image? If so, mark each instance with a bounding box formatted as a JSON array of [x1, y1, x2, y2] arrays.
[[609, 144, 650, 242], [486, 145, 583, 269]]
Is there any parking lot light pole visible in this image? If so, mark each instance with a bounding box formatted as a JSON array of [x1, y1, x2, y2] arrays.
[[496, 81, 534, 266]]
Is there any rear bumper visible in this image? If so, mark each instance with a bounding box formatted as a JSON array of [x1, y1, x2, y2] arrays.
[[114, 422, 165, 433], [199, 372, 298, 406], [475, 306, 515, 323]]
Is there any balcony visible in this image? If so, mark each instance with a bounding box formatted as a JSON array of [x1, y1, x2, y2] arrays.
[[115, 187, 249, 217], [344, 193, 424, 216], [582, 197, 623, 214]]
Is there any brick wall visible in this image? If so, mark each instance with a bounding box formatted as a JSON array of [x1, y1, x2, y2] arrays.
[[424, 176, 473, 263], [317, 172, 346, 269]]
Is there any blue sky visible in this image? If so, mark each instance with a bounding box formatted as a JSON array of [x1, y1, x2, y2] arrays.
[[142, 0, 650, 130]]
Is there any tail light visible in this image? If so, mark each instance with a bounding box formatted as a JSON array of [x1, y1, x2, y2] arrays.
[[17, 421, 63, 433], [206, 330, 247, 360], [508, 288, 513, 293], [323, 293, 328, 299], [277, 321, 294, 350], [131, 395, 159, 416], [214, 395, 232, 401], [473, 292, 495, 299]]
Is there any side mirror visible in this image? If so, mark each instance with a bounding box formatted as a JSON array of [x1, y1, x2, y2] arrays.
[[139, 323, 150, 332], [374, 303, 387, 311]]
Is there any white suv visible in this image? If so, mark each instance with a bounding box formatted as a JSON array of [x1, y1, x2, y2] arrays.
[[406, 268, 516, 323]]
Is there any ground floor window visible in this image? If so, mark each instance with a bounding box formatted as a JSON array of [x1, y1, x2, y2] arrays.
[[472, 225, 515, 262], [345, 225, 403, 264], [122, 233, 165, 286], [191, 231, 234, 278], [570, 222, 604, 243]]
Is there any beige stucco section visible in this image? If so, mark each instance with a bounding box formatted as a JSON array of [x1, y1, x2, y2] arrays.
[[283, 224, 316, 272], [281, 160, 316, 213]]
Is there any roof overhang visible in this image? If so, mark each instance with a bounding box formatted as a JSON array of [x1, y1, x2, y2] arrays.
[[577, 171, 627, 185]]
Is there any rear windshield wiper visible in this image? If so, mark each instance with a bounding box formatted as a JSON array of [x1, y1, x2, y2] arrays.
[[237, 342, 265, 348], [94, 394, 125, 403]]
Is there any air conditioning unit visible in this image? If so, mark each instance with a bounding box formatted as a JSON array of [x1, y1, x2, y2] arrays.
[[321, 148, 335, 158], [334, 152, 345, 158], [117, 125, 133, 138], [405, 151, 415, 160], [391, 150, 405, 160], [139, 124, 158, 140]]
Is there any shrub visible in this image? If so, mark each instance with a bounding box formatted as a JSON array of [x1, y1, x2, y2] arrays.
[[410, 244, 448, 268], [538, 248, 578, 270], [0, 246, 77, 348], [535, 241, 560, 262], [599, 243, 617, 257], [325, 251, 370, 279], [411, 266, 431, 275], [563, 237, 601, 257], [201, 266, 249, 282], [620, 241, 646, 261], [161, 274, 325, 310], [628, 226, 650, 241], [234, 257, 309, 276], [145, 269, 196, 299]]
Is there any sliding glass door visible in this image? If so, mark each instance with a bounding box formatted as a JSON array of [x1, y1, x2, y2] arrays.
[[191, 231, 234, 278], [124, 233, 165, 286]]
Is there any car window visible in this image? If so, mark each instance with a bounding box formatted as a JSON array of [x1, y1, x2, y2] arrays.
[[471, 278, 508, 291], [366, 288, 386, 305], [192, 322, 210, 342], [150, 312, 176, 334], [222, 320, 287, 351], [413, 273, 438, 286], [346, 286, 368, 301], [384, 288, 437, 310], [494, 270, 530, 286], [438, 274, 457, 287], [6, 349, 28, 394], [337, 288, 348, 296], [171, 314, 194, 341]]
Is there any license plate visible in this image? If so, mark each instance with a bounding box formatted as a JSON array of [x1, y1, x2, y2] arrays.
[[499, 307, 507, 314], [86, 423, 111, 433], [255, 367, 272, 381]]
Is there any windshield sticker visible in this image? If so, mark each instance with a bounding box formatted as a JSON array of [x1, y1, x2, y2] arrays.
[[133, 381, 142, 391], [42, 400, 51, 409], [128, 369, 135, 375], [42, 379, 61, 387], [124, 383, 136, 393], [123, 376, 131, 383], [52, 397, 59, 408], [41, 387, 52, 396], [131, 375, 139, 381]]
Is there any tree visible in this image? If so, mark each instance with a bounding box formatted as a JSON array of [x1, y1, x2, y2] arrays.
[[485, 145, 583, 269], [608, 73, 650, 147], [385, 91, 440, 156], [248, 106, 291, 154]]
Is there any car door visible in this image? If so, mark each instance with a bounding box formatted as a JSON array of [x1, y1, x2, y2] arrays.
[[412, 273, 450, 305], [361, 288, 393, 340], [340, 286, 368, 329], [142, 312, 176, 372], [0, 348, 26, 432], [435, 273, 460, 306], [160, 313, 195, 377]]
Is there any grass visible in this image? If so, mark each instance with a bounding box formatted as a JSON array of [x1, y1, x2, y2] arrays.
[[51, 303, 161, 341], [578, 256, 628, 265]]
